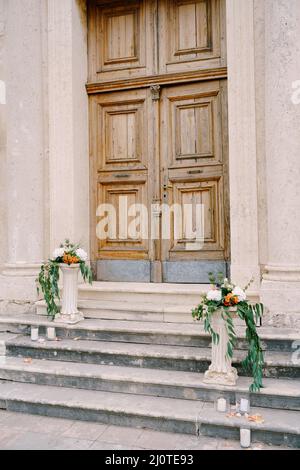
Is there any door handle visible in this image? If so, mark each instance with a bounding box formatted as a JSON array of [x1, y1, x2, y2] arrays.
[[187, 169, 203, 175]]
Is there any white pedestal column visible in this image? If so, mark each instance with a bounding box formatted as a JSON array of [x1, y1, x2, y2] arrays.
[[204, 310, 238, 386], [0, 0, 45, 302], [54, 264, 83, 325], [261, 0, 300, 327]]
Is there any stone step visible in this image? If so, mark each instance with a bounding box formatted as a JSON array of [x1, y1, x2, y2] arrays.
[[78, 282, 209, 305], [5, 336, 300, 379], [0, 381, 299, 447], [0, 333, 19, 356], [1, 314, 298, 352], [72, 282, 259, 321], [0, 357, 300, 411], [35, 300, 201, 323]]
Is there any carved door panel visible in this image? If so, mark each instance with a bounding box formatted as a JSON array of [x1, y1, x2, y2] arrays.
[[160, 80, 229, 282], [158, 0, 226, 75], [88, 0, 156, 83], [90, 88, 156, 281], [88, 0, 229, 283]]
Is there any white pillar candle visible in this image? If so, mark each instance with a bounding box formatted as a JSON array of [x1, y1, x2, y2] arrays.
[[217, 398, 227, 413], [31, 326, 39, 342], [240, 428, 251, 448], [240, 398, 250, 414], [47, 327, 56, 341]]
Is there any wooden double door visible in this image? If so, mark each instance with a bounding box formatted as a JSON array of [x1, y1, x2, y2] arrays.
[[88, 0, 229, 283]]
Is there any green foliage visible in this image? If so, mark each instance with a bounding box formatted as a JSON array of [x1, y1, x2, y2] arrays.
[[237, 302, 264, 392], [192, 274, 265, 393], [79, 261, 93, 285], [222, 307, 237, 360], [192, 301, 221, 346], [208, 272, 216, 285], [37, 261, 61, 320], [36, 240, 93, 320]]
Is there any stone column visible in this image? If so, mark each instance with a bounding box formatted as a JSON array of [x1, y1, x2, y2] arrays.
[[0, 0, 7, 269], [261, 0, 300, 326], [47, 0, 89, 253], [226, 0, 260, 294], [0, 0, 45, 301]]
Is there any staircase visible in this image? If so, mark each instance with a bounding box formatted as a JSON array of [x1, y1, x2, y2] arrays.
[[0, 282, 299, 448]]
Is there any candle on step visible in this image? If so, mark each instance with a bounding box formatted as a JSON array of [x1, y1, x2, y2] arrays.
[[31, 326, 39, 342], [217, 398, 227, 413], [47, 327, 56, 341], [240, 428, 251, 448], [240, 398, 250, 414]]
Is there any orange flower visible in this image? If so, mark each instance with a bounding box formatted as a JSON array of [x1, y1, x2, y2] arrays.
[[224, 293, 237, 307], [63, 254, 80, 265]]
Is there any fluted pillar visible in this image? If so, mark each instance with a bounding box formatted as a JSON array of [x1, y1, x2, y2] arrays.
[[0, 0, 89, 304], [0, 0, 45, 300], [261, 0, 300, 324], [0, 0, 7, 269], [47, 0, 89, 253], [226, 0, 260, 295]]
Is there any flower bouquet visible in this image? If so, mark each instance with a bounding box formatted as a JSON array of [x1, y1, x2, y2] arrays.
[[192, 273, 264, 392], [37, 239, 93, 321]]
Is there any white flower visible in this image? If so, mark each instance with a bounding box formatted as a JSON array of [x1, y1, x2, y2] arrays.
[[75, 248, 88, 262], [232, 287, 247, 302], [52, 248, 65, 260], [207, 290, 222, 302], [222, 278, 234, 290]]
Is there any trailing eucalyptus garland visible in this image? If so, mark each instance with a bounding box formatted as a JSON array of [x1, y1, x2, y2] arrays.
[[192, 273, 264, 392], [37, 240, 93, 320]]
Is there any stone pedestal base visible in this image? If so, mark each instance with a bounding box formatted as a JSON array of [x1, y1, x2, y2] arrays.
[[203, 309, 238, 387], [204, 367, 238, 386], [261, 275, 300, 329], [0, 264, 41, 302], [54, 312, 84, 325]]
